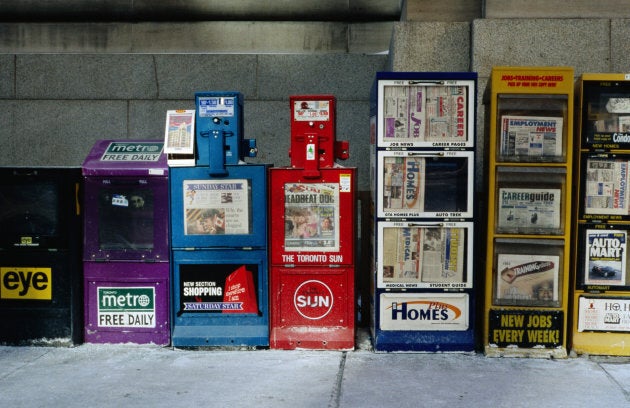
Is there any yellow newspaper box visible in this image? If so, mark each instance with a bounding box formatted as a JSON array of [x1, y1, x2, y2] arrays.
[[484, 66, 574, 358], [573, 73, 630, 356]]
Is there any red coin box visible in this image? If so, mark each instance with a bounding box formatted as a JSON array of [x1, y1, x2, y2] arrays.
[[270, 266, 354, 350]]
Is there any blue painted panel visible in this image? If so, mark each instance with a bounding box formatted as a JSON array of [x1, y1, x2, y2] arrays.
[[169, 164, 268, 249], [171, 249, 269, 347]]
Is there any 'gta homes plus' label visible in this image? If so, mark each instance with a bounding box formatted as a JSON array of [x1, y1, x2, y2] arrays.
[[97, 287, 155, 328]]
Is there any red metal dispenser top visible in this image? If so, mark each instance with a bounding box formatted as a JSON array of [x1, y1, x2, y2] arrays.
[[289, 95, 349, 178]]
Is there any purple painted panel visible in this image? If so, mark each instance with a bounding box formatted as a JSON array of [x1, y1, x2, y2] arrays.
[[82, 140, 168, 177], [83, 262, 170, 345], [82, 141, 169, 262]]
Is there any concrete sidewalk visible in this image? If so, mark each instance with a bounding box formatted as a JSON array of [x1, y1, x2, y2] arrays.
[[1, 333, 629, 407]]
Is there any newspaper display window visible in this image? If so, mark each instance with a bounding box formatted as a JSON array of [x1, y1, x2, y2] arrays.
[[495, 166, 567, 235], [283, 182, 340, 253], [98, 185, 155, 251], [493, 238, 563, 307], [182, 179, 252, 236], [577, 224, 630, 289], [377, 79, 475, 149], [580, 78, 630, 149], [496, 94, 568, 163], [376, 150, 473, 218], [376, 221, 473, 289], [581, 154, 630, 220]]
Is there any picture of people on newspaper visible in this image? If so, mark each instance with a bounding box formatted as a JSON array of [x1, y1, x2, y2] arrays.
[[496, 253, 560, 307], [284, 183, 339, 251], [186, 208, 225, 235], [183, 179, 249, 235]]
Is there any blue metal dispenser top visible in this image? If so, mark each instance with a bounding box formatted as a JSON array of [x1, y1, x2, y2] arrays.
[[194, 91, 257, 175]]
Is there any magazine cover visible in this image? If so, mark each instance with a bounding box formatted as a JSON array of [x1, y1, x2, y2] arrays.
[[284, 183, 339, 252], [381, 226, 465, 286], [382, 156, 425, 211], [496, 253, 559, 305], [164, 110, 195, 153], [500, 115, 563, 157], [183, 179, 250, 235], [382, 85, 467, 142], [498, 188, 561, 231], [584, 229, 627, 286], [164, 110, 195, 166], [585, 158, 630, 215]]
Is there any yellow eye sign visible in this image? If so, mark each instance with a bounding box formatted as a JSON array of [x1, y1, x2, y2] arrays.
[[1, 267, 52, 300]]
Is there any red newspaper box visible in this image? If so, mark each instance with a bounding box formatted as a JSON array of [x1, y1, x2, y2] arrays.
[[289, 95, 349, 177], [270, 94, 356, 350]]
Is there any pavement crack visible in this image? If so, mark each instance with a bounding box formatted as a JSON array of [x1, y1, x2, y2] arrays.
[[599, 362, 630, 402], [328, 351, 347, 408]]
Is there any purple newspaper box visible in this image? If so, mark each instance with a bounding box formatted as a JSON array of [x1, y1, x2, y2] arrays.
[[82, 140, 170, 344]]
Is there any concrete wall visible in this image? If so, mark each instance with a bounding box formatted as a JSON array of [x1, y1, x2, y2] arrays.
[[4, 13, 630, 192], [0, 20, 391, 192], [390, 18, 630, 191], [0, 53, 386, 191], [2, 16, 629, 192]]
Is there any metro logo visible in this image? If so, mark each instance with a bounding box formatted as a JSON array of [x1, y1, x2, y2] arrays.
[[1, 267, 52, 300], [97, 287, 156, 328], [98, 287, 154, 311]]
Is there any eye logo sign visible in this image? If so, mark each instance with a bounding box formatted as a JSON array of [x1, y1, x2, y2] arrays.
[[1, 267, 52, 300]]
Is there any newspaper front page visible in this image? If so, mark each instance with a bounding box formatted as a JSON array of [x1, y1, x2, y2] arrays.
[[382, 156, 425, 212], [498, 188, 561, 231], [382, 85, 467, 142], [183, 179, 250, 235], [585, 158, 630, 215], [500, 115, 563, 158], [496, 253, 559, 305], [164, 110, 195, 153], [284, 183, 339, 252], [381, 226, 465, 286]]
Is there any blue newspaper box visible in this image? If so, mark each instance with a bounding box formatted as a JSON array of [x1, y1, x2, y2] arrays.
[[170, 91, 269, 347]]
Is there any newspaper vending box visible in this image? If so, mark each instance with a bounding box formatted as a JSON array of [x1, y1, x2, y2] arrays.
[[169, 91, 270, 347], [369, 72, 477, 352], [82, 140, 170, 344], [0, 167, 83, 345], [484, 67, 574, 358], [269, 95, 356, 350], [572, 73, 630, 356]]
